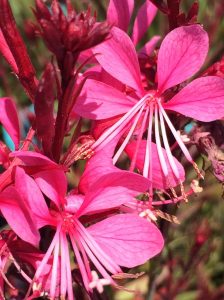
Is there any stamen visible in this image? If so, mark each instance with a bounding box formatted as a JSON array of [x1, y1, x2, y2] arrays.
[[143, 103, 153, 185], [76, 220, 120, 274], [70, 231, 90, 291], [129, 105, 148, 172], [60, 232, 67, 299], [50, 234, 60, 299], [113, 104, 145, 164], [159, 108, 180, 180], [154, 106, 168, 177], [25, 226, 61, 300], [79, 236, 112, 283], [92, 94, 149, 151], [62, 234, 74, 300], [158, 103, 204, 179]]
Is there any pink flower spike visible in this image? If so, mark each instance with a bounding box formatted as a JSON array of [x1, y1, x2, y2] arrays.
[[157, 25, 208, 93], [93, 27, 143, 93], [132, 1, 157, 45], [87, 214, 164, 268], [0, 97, 20, 149], [163, 76, 224, 121], [107, 0, 134, 32]]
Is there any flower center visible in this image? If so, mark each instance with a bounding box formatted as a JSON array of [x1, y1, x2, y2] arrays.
[[61, 212, 75, 233]]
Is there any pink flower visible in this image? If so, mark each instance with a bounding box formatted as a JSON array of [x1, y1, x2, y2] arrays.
[[107, 0, 159, 54], [74, 25, 224, 196], [5, 166, 163, 299]]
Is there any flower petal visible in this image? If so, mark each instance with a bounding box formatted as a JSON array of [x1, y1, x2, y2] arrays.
[[125, 141, 185, 188], [15, 167, 52, 227], [93, 27, 143, 92], [163, 76, 224, 121], [78, 171, 150, 216], [0, 97, 20, 149], [34, 169, 67, 207], [74, 79, 133, 120], [0, 30, 18, 73], [0, 186, 40, 246], [138, 36, 160, 57], [10, 150, 58, 166], [107, 0, 134, 32], [87, 214, 164, 267], [79, 150, 115, 194], [157, 25, 208, 93], [132, 1, 157, 45]]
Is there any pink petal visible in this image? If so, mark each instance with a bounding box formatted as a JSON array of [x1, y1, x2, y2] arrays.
[[74, 79, 133, 120], [93, 27, 143, 92], [125, 141, 185, 189], [0, 97, 20, 149], [163, 76, 224, 121], [132, 1, 157, 45], [10, 150, 63, 169], [64, 194, 84, 213], [87, 214, 164, 267], [107, 0, 134, 32], [79, 150, 115, 194], [78, 171, 150, 216], [157, 25, 209, 93], [34, 169, 67, 207], [138, 36, 160, 57], [15, 167, 52, 227], [0, 30, 18, 73], [0, 186, 40, 246]]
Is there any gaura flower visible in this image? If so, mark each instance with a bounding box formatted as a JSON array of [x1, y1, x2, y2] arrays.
[[74, 25, 224, 197], [3, 166, 163, 299]]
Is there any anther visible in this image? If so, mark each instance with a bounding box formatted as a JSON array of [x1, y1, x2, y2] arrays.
[[192, 162, 204, 180]]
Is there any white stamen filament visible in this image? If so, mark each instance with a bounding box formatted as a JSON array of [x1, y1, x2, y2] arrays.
[[92, 94, 149, 151], [154, 105, 168, 177], [50, 233, 60, 299], [113, 104, 145, 164], [159, 108, 180, 179], [129, 105, 149, 172], [158, 102, 194, 163]]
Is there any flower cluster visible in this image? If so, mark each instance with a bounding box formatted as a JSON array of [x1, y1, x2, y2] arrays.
[[0, 0, 223, 299]]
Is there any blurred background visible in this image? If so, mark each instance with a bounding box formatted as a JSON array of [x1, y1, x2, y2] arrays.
[[1, 1, 224, 299]]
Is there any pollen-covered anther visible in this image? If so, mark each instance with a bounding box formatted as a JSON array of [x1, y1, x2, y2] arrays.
[[192, 162, 204, 180], [180, 181, 188, 202], [191, 179, 203, 193], [139, 209, 157, 222], [89, 271, 111, 293]]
